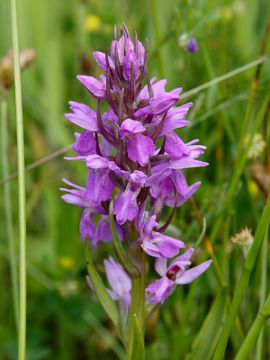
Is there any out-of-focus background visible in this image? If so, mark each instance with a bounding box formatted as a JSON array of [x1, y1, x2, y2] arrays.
[[0, 0, 269, 359]]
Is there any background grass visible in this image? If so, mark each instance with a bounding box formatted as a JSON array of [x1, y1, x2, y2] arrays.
[[0, 0, 270, 359]]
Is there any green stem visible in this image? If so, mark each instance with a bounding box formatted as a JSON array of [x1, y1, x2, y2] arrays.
[[213, 196, 270, 359], [10, 0, 27, 358], [255, 225, 268, 360], [1, 98, 19, 330], [235, 292, 270, 360], [181, 57, 265, 100], [130, 253, 146, 326], [127, 248, 146, 360]]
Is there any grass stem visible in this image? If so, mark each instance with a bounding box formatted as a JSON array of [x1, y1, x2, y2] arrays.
[[255, 225, 268, 360], [10, 0, 27, 358]]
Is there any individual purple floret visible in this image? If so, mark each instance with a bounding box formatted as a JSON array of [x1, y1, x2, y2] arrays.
[[146, 249, 212, 304], [186, 38, 198, 53], [62, 26, 211, 307], [104, 257, 131, 319]]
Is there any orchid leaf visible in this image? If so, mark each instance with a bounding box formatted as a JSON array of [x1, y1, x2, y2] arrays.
[[128, 314, 145, 360]]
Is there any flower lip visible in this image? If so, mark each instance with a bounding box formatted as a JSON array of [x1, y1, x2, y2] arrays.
[[166, 265, 181, 281]]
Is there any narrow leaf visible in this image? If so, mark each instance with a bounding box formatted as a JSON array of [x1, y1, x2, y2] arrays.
[[235, 291, 270, 360], [186, 288, 229, 360]]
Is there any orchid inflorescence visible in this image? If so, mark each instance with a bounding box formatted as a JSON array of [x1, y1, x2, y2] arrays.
[[61, 25, 211, 326]]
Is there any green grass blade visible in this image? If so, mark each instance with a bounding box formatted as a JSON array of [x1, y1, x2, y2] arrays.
[[255, 225, 268, 359], [186, 289, 229, 360], [10, 0, 27, 358], [181, 57, 265, 100], [235, 291, 270, 360]]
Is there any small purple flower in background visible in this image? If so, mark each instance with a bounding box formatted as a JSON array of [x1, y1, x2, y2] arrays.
[[178, 33, 198, 53], [62, 25, 211, 329], [186, 37, 198, 53], [146, 249, 212, 304]]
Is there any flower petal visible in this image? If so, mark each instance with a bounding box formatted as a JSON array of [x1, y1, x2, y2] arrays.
[[65, 101, 98, 131], [120, 118, 145, 138], [155, 258, 168, 277], [104, 257, 131, 296], [73, 131, 96, 155], [93, 51, 114, 72], [175, 260, 212, 284], [134, 93, 179, 117], [113, 187, 139, 225], [80, 209, 95, 241], [123, 50, 139, 80], [127, 134, 155, 166], [165, 132, 190, 159], [85, 169, 114, 206], [77, 75, 106, 99], [170, 158, 209, 169], [146, 277, 173, 304], [152, 232, 186, 258]]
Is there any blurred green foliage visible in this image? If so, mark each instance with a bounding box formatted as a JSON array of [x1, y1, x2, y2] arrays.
[[0, 0, 270, 358]]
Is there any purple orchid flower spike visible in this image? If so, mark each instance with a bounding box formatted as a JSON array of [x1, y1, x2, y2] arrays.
[[62, 26, 211, 348], [146, 249, 212, 304]]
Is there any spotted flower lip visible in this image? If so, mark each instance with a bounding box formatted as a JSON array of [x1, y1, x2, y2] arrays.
[[146, 250, 212, 304]]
